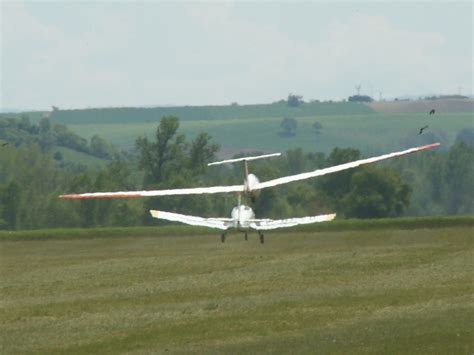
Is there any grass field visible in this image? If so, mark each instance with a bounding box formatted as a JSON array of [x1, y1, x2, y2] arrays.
[[1, 223, 472, 354], [67, 112, 472, 156], [47, 101, 374, 124]]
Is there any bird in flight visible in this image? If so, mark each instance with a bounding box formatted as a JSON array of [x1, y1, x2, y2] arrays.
[[419, 125, 429, 135], [1, 142, 8, 147], [429, 109, 436, 115]]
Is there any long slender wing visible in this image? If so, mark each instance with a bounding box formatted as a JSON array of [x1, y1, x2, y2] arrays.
[[59, 184, 244, 199], [250, 213, 336, 230], [149, 210, 231, 230], [256, 143, 440, 190]]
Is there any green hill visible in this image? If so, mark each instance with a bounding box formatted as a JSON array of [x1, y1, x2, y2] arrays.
[[66, 112, 472, 156], [49, 101, 375, 124], [0, 115, 113, 169], [6, 100, 472, 157]]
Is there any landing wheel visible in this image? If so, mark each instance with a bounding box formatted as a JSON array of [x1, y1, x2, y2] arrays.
[[259, 233, 264, 244], [221, 233, 226, 243], [244, 232, 248, 241]]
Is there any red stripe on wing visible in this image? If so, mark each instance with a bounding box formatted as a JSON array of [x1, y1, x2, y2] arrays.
[[59, 194, 142, 199]]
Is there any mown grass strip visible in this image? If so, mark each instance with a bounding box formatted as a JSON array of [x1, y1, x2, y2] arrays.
[[1, 215, 472, 241], [291, 215, 474, 233]]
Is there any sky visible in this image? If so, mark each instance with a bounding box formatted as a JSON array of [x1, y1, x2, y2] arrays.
[[1, 1, 472, 111]]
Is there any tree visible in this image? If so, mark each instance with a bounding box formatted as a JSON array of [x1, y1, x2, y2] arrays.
[[312, 122, 322, 135], [19, 115, 34, 133], [135, 116, 220, 221], [38, 117, 55, 151], [53, 151, 63, 161], [136, 116, 186, 185], [188, 133, 219, 175], [286, 183, 318, 215], [456, 128, 474, 145], [279, 117, 298, 137], [317, 147, 361, 211], [253, 188, 293, 219], [0, 181, 21, 229], [90, 135, 116, 159], [443, 142, 474, 214], [67, 173, 95, 227], [342, 166, 411, 218], [287, 93, 303, 107], [348, 95, 373, 102], [53, 123, 89, 153], [320, 148, 360, 193], [286, 148, 306, 174]]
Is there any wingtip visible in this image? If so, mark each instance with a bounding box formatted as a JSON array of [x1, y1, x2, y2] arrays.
[[419, 142, 441, 150], [59, 194, 92, 199], [58, 194, 77, 199]]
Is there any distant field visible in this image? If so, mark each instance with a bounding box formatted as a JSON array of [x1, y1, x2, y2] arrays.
[[369, 99, 473, 114], [47, 101, 375, 124], [1, 223, 472, 353], [67, 112, 472, 156]]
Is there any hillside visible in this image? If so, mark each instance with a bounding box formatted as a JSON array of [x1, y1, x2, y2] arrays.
[[48, 101, 375, 124], [5, 99, 472, 157], [0, 115, 113, 169], [368, 99, 473, 114], [67, 112, 472, 157]]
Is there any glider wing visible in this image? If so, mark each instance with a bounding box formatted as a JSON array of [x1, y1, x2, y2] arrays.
[[59, 184, 245, 199], [59, 144, 439, 199], [256, 143, 440, 190]]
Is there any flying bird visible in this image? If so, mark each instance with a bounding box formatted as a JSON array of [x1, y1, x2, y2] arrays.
[[1, 142, 8, 147], [419, 125, 429, 135], [429, 109, 436, 115]]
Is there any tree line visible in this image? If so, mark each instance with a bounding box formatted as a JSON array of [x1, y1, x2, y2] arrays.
[[0, 115, 119, 159], [0, 116, 472, 230]]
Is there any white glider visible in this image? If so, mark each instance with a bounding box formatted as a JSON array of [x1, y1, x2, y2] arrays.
[[59, 143, 440, 199]]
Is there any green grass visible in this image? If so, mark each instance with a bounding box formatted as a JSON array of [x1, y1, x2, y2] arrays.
[[67, 112, 472, 155], [1, 222, 472, 354], [1, 215, 472, 241]]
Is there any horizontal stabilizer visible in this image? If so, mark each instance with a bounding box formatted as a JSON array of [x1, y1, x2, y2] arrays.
[[250, 213, 336, 230], [208, 152, 281, 166]]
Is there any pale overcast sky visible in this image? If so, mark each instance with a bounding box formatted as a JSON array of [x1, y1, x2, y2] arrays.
[[1, 1, 472, 110]]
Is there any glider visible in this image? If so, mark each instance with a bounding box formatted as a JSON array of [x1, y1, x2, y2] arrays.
[[59, 143, 441, 200]]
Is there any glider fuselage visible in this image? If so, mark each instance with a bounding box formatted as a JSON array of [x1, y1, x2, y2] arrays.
[[230, 204, 256, 231]]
